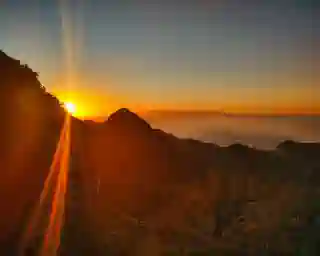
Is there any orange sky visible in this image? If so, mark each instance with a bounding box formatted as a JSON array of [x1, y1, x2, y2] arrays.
[[52, 83, 320, 119], [1, 1, 318, 119]]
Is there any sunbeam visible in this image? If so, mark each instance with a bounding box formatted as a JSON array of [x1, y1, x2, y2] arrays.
[[18, 114, 69, 255], [40, 115, 71, 256]]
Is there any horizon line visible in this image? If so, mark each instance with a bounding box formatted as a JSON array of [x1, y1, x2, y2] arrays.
[[76, 109, 320, 122]]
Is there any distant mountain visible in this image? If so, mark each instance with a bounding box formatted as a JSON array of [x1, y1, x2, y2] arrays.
[[0, 50, 319, 255], [143, 109, 225, 121], [144, 109, 320, 120]]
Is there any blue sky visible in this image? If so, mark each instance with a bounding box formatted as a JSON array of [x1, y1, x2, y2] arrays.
[[0, 0, 318, 115]]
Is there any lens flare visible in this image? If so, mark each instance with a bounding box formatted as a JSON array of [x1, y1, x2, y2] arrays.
[[64, 102, 76, 114]]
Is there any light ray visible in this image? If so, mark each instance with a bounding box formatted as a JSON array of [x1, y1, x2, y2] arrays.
[[58, 0, 84, 95], [19, 1, 83, 254], [40, 115, 71, 256], [18, 115, 69, 255]]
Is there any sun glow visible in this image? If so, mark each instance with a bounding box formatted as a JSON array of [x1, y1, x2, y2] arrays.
[[53, 89, 121, 118], [64, 102, 76, 115]]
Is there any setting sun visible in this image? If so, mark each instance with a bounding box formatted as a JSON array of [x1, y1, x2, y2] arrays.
[[64, 102, 76, 115]]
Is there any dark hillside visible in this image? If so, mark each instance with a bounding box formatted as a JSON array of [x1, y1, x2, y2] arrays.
[[0, 51, 64, 254], [0, 51, 319, 255]]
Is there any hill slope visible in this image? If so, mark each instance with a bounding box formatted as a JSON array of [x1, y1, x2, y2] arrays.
[[0, 50, 319, 255]]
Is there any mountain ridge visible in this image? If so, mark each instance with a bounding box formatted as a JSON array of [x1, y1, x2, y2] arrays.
[[1, 50, 320, 255]]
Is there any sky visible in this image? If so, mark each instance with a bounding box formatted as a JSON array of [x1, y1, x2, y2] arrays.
[[0, 0, 318, 117]]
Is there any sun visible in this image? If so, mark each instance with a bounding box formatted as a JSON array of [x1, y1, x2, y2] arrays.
[[64, 102, 76, 115]]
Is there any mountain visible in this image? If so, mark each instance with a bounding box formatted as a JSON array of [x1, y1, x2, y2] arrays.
[[0, 50, 65, 255], [0, 50, 320, 255]]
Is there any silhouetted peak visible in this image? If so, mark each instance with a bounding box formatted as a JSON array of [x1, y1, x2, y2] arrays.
[[0, 50, 10, 60], [0, 50, 64, 121], [0, 50, 7, 58], [0, 50, 42, 92], [228, 143, 250, 151], [277, 140, 320, 156], [0, 50, 22, 70], [276, 140, 296, 150], [105, 108, 151, 132]]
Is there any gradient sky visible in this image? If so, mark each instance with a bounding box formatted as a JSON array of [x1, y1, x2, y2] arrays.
[[0, 0, 318, 117]]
